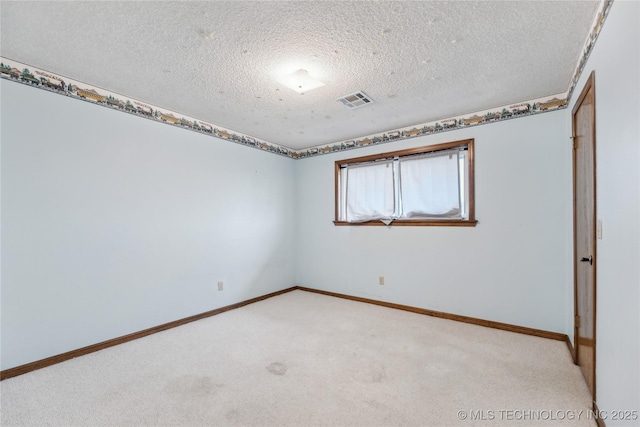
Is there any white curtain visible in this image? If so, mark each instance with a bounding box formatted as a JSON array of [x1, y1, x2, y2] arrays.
[[399, 151, 461, 218], [345, 160, 395, 222]]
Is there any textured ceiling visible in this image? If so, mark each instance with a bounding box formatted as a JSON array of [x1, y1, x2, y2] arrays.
[[1, 1, 600, 150]]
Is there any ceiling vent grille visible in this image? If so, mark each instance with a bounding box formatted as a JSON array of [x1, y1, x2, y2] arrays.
[[337, 91, 374, 109]]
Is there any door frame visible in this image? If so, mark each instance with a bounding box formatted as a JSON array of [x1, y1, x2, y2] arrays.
[[572, 70, 597, 402]]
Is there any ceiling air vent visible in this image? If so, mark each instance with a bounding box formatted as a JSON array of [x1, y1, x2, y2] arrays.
[[337, 91, 374, 109]]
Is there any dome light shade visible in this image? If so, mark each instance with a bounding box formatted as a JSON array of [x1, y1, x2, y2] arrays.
[[277, 69, 325, 94]]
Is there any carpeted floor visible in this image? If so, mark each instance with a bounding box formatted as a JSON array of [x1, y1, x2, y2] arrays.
[[0, 290, 595, 426]]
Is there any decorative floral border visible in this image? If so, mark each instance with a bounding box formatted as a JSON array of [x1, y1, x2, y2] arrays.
[[0, 0, 612, 160]]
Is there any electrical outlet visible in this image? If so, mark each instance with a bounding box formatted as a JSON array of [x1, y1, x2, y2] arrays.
[[218, 281, 224, 291], [379, 276, 385, 285]]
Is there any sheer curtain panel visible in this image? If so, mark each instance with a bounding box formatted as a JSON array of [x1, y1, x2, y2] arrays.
[[399, 151, 461, 219], [345, 161, 395, 222]]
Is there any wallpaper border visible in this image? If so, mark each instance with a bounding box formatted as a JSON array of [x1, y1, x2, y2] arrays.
[[0, 0, 612, 160]]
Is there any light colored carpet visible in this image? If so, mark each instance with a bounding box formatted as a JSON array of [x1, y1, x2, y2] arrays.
[[0, 290, 595, 426]]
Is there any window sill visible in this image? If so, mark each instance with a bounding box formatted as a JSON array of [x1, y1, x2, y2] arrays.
[[333, 219, 478, 227]]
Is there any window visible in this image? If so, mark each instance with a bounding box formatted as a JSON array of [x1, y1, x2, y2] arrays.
[[334, 139, 476, 226]]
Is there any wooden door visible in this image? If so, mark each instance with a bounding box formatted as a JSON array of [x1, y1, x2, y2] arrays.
[[572, 71, 596, 401]]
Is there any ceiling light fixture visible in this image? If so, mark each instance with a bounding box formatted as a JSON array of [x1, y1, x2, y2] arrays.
[[277, 69, 325, 94]]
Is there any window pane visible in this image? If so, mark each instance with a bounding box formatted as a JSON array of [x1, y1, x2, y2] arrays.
[[345, 161, 395, 222], [334, 139, 475, 226], [399, 152, 461, 218]]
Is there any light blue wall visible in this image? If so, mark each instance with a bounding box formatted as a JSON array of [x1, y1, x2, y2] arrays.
[[2, 6, 638, 418], [1, 81, 297, 370], [295, 112, 572, 334], [566, 1, 640, 423]]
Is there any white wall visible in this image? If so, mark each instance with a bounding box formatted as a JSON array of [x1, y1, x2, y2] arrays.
[[295, 111, 573, 333], [0, 81, 297, 370], [566, 1, 640, 422]]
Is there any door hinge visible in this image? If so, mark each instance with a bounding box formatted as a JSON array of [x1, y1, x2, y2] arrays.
[[571, 137, 578, 149], [575, 315, 581, 329]]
